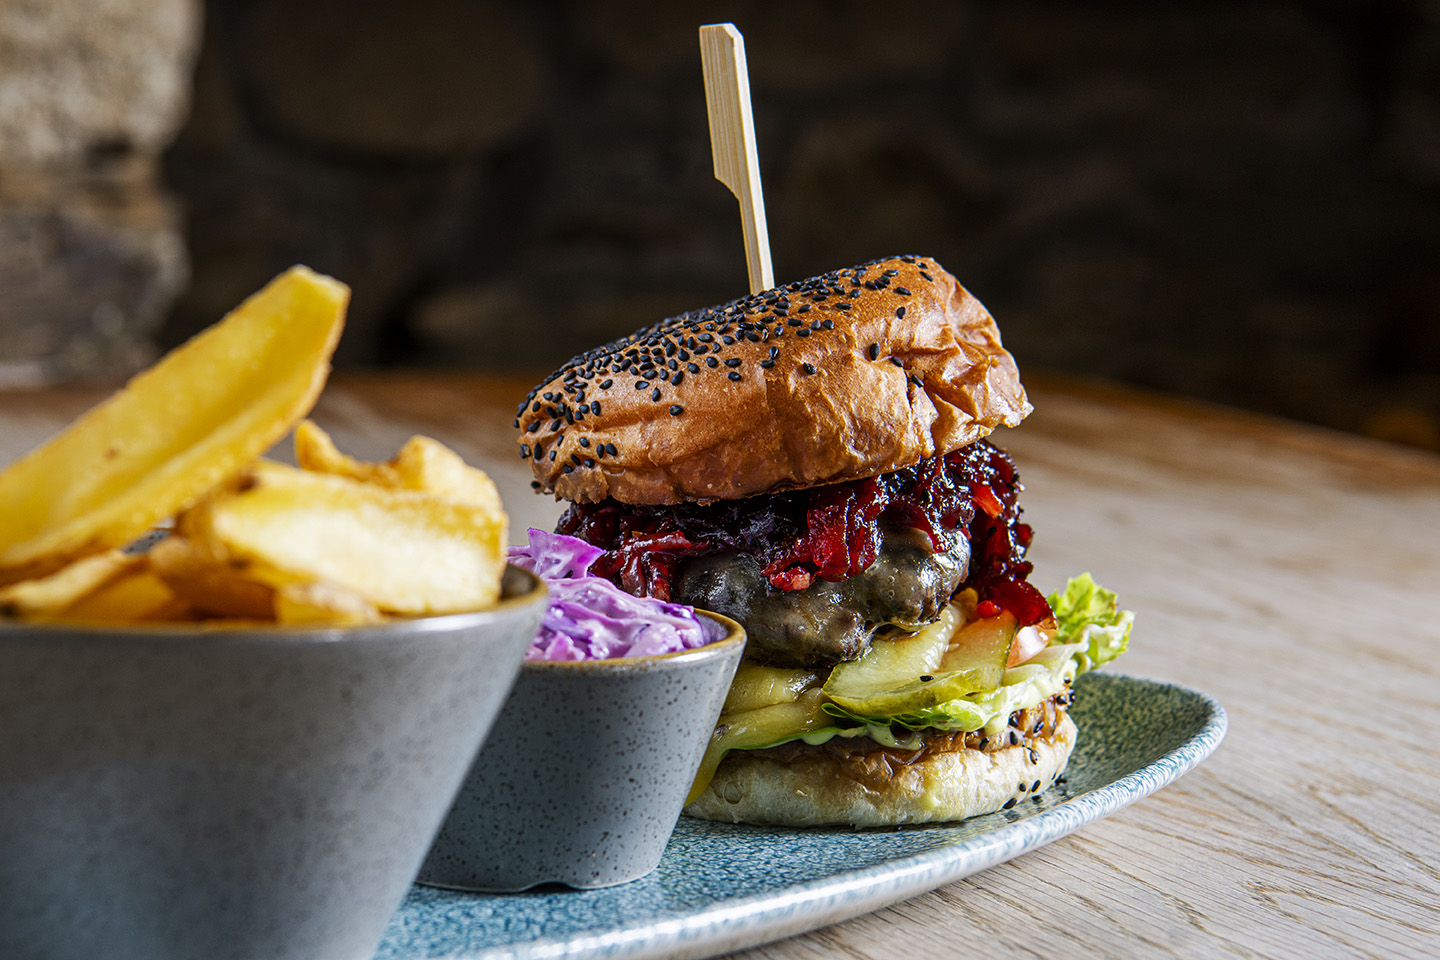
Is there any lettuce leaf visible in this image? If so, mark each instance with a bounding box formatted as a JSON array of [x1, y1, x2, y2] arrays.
[[1049, 572, 1133, 674]]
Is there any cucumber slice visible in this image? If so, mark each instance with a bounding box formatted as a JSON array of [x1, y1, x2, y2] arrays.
[[722, 661, 824, 714], [688, 689, 830, 803], [940, 610, 1017, 673], [822, 605, 1015, 718]]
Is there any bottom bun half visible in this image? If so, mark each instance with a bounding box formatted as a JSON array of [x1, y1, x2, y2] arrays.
[[684, 713, 1076, 828]]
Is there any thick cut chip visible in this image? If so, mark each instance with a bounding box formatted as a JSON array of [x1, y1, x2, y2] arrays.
[[57, 569, 190, 623], [0, 550, 142, 619], [0, 267, 349, 586], [183, 461, 506, 615], [294, 420, 502, 514], [275, 580, 383, 626], [147, 535, 277, 620]]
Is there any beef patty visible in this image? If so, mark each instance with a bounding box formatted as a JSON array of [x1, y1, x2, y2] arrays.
[[671, 525, 970, 667]]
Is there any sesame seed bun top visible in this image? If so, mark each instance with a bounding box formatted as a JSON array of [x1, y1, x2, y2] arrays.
[[516, 256, 1031, 505]]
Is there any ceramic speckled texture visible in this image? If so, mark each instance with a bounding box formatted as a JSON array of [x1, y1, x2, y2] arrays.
[[418, 613, 746, 892], [376, 672, 1226, 960], [0, 567, 546, 960]]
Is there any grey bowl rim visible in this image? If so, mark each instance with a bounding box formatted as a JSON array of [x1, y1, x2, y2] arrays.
[[519, 609, 746, 672], [0, 565, 546, 648]]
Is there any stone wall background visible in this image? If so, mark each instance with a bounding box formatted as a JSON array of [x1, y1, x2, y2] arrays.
[[6, 0, 1438, 452], [0, 0, 199, 386]]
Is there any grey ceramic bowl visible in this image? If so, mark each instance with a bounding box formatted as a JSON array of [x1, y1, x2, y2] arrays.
[[0, 566, 546, 960], [417, 611, 745, 892]]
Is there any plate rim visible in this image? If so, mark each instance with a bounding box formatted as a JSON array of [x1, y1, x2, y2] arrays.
[[381, 674, 1228, 960]]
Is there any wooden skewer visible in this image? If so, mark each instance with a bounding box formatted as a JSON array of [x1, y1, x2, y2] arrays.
[[699, 22, 774, 295]]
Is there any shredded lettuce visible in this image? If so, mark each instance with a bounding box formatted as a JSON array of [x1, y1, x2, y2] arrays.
[[508, 528, 720, 661]]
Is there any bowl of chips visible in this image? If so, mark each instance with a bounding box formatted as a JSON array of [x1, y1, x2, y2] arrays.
[[0, 268, 543, 960]]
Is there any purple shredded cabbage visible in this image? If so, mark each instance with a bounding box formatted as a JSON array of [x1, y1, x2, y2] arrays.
[[509, 528, 722, 661]]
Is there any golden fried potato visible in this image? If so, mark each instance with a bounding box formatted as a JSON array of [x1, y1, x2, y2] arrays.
[[0, 267, 349, 586], [57, 569, 190, 623], [0, 550, 141, 619], [182, 461, 506, 616], [294, 420, 502, 514], [146, 535, 277, 620], [275, 580, 384, 626]]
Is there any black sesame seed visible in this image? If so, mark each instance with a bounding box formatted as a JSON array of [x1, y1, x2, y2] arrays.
[[651, 387, 661, 401], [526, 421, 541, 433], [896, 306, 906, 319], [635, 380, 649, 390], [592, 401, 602, 415], [797, 304, 811, 313], [670, 404, 684, 416], [919, 272, 933, 282], [584, 458, 595, 467], [895, 287, 911, 296], [562, 464, 573, 474], [722, 336, 735, 345], [531, 480, 542, 489], [706, 357, 718, 368], [570, 454, 581, 465], [868, 343, 880, 360], [1002, 798, 1017, 810], [671, 372, 684, 386], [687, 362, 699, 373], [727, 371, 741, 381], [549, 451, 557, 461], [919, 675, 934, 682], [519, 445, 530, 459], [802, 363, 816, 375], [724, 357, 741, 368], [579, 437, 590, 448], [605, 443, 617, 456], [797, 329, 811, 337], [769, 346, 779, 359], [760, 359, 775, 368], [600, 379, 613, 389], [890, 357, 904, 367], [1032, 780, 1041, 791], [549, 419, 561, 431], [836, 302, 850, 310]]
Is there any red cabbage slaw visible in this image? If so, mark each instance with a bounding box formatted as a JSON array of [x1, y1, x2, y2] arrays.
[[508, 528, 722, 661]]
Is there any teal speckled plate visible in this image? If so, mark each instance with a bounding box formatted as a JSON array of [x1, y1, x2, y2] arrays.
[[374, 673, 1225, 960]]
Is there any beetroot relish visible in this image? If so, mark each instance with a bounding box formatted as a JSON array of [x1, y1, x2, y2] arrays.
[[555, 440, 1051, 626]]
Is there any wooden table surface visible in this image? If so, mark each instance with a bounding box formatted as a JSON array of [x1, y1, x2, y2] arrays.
[[3, 372, 1438, 959]]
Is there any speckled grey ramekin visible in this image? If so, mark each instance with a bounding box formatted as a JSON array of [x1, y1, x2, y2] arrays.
[[0, 566, 546, 960], [417, 611, 745, 892]]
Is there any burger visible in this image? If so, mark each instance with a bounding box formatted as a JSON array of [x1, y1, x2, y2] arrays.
[[514, 255, 1130, 827]]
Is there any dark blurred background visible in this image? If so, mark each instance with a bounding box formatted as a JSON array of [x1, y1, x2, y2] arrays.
[[4, 0, 1438, 451]]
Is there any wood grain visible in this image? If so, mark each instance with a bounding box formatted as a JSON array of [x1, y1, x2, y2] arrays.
[[3, 372, 1437, 958]]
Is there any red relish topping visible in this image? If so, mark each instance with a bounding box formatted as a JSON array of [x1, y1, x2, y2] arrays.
[[555, 440, 1050, 626]]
